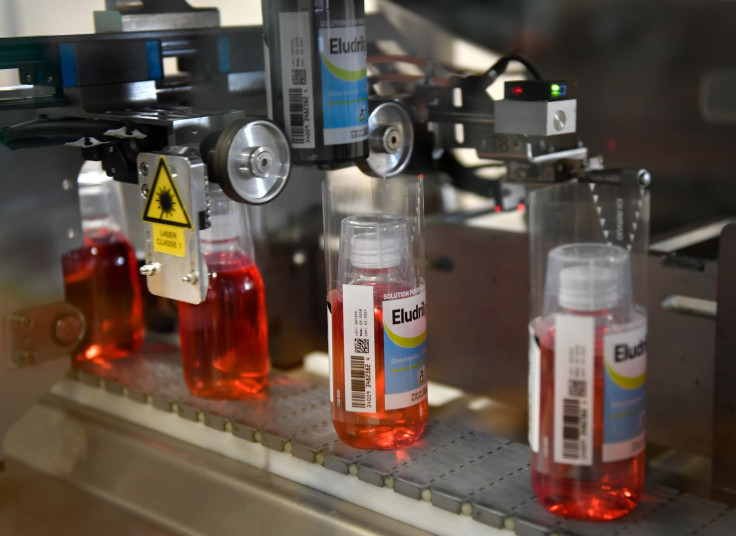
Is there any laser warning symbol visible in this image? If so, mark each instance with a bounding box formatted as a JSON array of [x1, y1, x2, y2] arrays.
[[142, 158, 193, 229]]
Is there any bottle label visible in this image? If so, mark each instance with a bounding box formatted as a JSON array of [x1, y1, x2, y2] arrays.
[[528, 322, 541, 453], [327, 302, 333, 403], [278, 11, 316, 149], [603, 323, 647, 462], [554, 314, 595, 466], [342, 284, 377, 412], [317, 18, 369, 145], [382, 288, 428, 410]]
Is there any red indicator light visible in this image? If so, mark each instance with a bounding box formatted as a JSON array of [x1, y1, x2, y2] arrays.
[[511, 85, 524, 97]]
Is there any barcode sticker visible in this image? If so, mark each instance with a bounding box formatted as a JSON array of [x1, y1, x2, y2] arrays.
[[554, 314, 594, 465], [343, 284, 376, 412], [528, 323, 541, 453], [278, 12, 315, 148]]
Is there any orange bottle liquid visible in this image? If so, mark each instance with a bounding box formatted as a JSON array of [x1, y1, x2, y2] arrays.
[[61, 167, 144, 365], [62, 228, 144, 363], [530, 313, 645, 521], [529, 243, 646, 521], [330, 215, 428, 449], [330, 282, 428, 449], [178, 250, 269, 397], [177, 186, 269, 398]]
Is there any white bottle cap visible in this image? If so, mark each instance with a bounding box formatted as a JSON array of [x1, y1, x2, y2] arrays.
[[337, 214, 415, 285], [559, 265, 618, 311], [350, 232, 401, 269], [543, 243, 633, 315]]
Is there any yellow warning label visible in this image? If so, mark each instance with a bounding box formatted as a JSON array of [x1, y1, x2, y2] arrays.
[[142, 157, 193, 229], [152, 223, 186, 257]]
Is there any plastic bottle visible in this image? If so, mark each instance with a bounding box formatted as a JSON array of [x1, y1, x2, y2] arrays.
[[61, 166, 144, 364], [177, 187, 269, 398], [330, 215, 428, 449], [262, 0, 369, 166], [529, 243, 646, 521]]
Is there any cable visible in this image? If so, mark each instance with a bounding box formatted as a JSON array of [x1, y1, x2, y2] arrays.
[[480, 54, 542, 89]]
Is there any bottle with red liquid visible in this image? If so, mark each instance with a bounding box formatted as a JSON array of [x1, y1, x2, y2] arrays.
[[61, 166, 144, 365], [177, 186, 269, 398], [330, 215, 428, 449], [529, 243, 647, 521]]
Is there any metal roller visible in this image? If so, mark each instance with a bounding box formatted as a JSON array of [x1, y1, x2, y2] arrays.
[[358, 101, 414, 178], [213, 118, 291, 205]]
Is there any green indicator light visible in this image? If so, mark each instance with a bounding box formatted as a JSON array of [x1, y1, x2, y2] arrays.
[[550, 84, 561, 98]]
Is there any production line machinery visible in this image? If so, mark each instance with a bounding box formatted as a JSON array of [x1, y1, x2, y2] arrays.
[[1, 0, 735, 534]]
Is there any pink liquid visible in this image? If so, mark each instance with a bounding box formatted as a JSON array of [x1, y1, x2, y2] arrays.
[[178, 250, 269, 398], [61, 228, 144, 365], [531, 319, 644, 521], [330, 286, 427, 449]]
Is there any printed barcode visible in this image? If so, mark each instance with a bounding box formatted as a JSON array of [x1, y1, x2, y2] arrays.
[[350, 355, 366, 409], [354, 337, 369, 354], [568, 379, 587, 397], [562, 398, 581, 460], [291, 68, 307, 85], [288, 88, 306, 144]]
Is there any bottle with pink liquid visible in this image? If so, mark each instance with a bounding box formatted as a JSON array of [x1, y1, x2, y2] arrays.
[[177, 186, 269, 398]]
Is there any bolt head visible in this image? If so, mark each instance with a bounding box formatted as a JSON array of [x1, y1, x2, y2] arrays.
[[553, 110, 567, 131], [54, 314, 83, 345]]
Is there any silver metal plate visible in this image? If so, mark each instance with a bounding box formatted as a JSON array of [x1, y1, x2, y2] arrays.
[[138, 150, 208, 304]]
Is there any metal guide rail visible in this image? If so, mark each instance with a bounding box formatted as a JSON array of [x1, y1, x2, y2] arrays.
[[54, 346, 735, 536]]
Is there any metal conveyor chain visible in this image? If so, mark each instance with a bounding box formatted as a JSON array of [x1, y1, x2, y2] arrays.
[[55, 347, 736, 536]]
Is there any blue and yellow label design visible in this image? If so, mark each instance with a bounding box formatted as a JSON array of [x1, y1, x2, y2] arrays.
[[603, 320, 647, 462], [383, 288, 428, 410], [318, 22, 369, 145]]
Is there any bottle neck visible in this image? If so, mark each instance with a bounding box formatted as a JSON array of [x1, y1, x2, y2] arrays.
[[82, 214, 119, 233], [201, 236, 242, 255]]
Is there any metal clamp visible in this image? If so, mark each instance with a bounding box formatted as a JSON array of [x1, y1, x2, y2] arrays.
[[6, 301, 85, 368]]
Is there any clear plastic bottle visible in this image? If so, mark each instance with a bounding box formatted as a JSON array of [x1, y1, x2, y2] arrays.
[[61, 166, 144, 364], [529, 243, 646, 521], [330, 215, 428, 449], [177, 187, 269, 398]]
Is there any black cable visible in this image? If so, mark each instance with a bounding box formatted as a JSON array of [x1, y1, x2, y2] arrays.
[[481, 54, 542, 88]]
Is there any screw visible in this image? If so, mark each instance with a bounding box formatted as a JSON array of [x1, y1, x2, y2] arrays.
[[140, 183, 149, 199], [182, 272, 198, 284], [54, 314, 83, 345], [12, 315, 33, 329], [249, 147, 275, 176], [17, 351, 36, 365], [553, 110, 567, 131], [108, 146, 115, 153], [62, 178, 73, 191], [25, 73, 33, 83], [637, 169, 652, 188], [383, 126, 402, 153], [67, 228, 77, 240], [46, 75, 54, 83], [139, 162, 149, 177], [139, 263, 160, 276]]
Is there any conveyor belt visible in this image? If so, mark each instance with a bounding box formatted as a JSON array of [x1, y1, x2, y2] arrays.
[[42, 345, 736, 536]]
